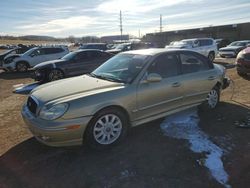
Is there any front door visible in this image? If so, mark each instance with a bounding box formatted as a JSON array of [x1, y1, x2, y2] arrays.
[[136, 53, 183, 121]]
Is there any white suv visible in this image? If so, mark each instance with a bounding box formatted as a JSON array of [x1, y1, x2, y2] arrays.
[[3, 46, 69, 72], [165, 38, 218, 61]]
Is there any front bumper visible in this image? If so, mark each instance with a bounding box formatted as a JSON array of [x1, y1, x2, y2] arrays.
[[219, 51, 236, 57], [32, 69, 47, 81], [22, 105, 93, 147]]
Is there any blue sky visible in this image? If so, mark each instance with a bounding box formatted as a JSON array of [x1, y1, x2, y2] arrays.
[[0, 0, 250, 37]]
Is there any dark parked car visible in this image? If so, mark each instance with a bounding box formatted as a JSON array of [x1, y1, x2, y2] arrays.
[[33, 49, 113, 82], [219, 40, 250, 58], [215, 39, 231, 49], [79, 43, 108, 51], [235, 47, 250, 76]]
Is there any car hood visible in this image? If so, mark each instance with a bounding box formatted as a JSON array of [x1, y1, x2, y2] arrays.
[[34, 59, 65, 69], [4, 54, 21, 60], [219, 46, 243, 51], [31, 75, 125, 103]]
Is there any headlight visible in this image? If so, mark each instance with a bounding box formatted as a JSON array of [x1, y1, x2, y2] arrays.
[[4, 57, 15, 64], [39, 103, 69, 120]]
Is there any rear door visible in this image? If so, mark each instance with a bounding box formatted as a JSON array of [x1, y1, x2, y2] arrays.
[[136, 52, 183, 120], [178, 51, 217, 106]]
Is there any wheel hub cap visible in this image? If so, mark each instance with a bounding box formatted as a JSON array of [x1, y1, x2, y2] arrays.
[[93, 114, 122, 145]]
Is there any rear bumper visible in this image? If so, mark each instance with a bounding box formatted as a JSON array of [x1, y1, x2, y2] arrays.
[[236, 64, 250, 74], [222, 77, 230, 90]]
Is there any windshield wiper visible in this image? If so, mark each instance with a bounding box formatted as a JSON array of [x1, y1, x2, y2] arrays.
[[93, 74, 125, 83], [87, 73, 97, 78]]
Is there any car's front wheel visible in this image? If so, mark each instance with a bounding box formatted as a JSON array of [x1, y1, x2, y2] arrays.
[[85, 108, 128, 149], [16, 62, 28, 72], [48, 69, 64, 82]]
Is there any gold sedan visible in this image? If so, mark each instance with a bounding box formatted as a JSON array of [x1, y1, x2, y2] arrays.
[[22, 49, 229, 149]]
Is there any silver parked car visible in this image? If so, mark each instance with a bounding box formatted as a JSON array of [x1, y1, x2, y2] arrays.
[[22, 49, 229, 149], [165, 38, 218, 61]]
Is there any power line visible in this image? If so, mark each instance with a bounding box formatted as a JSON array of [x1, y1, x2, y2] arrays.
[[120, 10, 123, 41], [160, 14, 163, 33]]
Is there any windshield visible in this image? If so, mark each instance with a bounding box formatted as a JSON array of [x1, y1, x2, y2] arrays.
[[181, 40, 194, 46], [92, 53, 149, 83], [115, 44, 129, 50], [22, 48, 36, 56], [61, 51, 76, 60], [229, 41, 246, 46]]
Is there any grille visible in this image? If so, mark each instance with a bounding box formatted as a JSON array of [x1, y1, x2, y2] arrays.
[[27, 96, 38, 115]]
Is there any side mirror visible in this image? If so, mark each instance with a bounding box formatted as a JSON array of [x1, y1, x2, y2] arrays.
[[30, 54, 36, 57], [146, 73, 162, 83]]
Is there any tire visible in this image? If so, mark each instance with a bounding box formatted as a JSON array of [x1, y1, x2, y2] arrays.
[[16, 62, 28, 72], [200, 86, 220, 110], [237, 71, 247, 77], [84, 108, 129, 150], [208, 52, 215, 62], [48, 69, 64, 82]]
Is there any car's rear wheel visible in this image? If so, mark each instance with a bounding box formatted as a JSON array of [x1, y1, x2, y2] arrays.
[[208, 52, 215, 62], [85, 108, 128, 150], [16, 62, 28, 72], [48, 69, 64, 82], [205, 86, 220, 109]]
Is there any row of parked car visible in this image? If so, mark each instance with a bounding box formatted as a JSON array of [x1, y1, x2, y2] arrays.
[[166, 38, 250, 59], [1, 39, 249, 82], [0, 42, 154, 82], [165, 38, 250, 76]]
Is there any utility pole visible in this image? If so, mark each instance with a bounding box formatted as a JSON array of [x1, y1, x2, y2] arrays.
[[138, 29, 140, 38], [120, 10, 123, 42], [160, 14, 163, 33]]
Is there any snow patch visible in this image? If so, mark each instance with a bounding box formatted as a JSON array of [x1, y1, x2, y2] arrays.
[[160, 108, 230, 188]]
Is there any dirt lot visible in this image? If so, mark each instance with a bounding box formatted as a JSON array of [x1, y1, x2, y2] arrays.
[[0, 58, 249, 188]]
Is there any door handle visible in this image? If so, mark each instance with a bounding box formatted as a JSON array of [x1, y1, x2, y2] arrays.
[[208, 76, 215, 80], [172, 82, 181, 87]]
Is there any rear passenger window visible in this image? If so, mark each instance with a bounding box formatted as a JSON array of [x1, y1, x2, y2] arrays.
[[200, 39, 213, 46], [44, 48, 64, 54], [180, 53, 209, 74], [148, 54, 179, 78]]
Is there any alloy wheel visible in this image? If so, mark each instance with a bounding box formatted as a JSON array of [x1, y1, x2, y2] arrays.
[[207, 89, 218, 109], [49, 70, 63, 81], [93, 114, 122, 145]]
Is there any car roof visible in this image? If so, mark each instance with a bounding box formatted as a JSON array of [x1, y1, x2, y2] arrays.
[[122, 48, 198, 56], [232, 40, 250, 43], [182, 38, 214, 41], [75, 49, 105, 53], [82, 43, 107, 45]]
